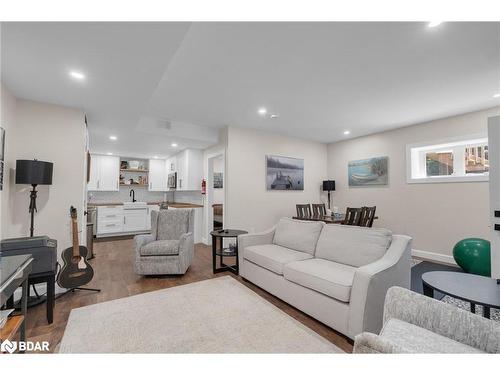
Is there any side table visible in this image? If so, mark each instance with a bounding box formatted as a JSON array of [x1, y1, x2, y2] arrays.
[[210, 229, 248, 275]]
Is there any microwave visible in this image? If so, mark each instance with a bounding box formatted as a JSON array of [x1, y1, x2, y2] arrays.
[[168, 172, 177, 189]]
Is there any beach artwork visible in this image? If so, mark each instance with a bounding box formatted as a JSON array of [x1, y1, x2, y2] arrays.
[[348, 156, 388, 186], [266, 155, 304, 190]]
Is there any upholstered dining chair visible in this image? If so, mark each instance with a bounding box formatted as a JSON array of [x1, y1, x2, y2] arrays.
[[342, 207, 363, 225], [312, 203, 327, 216], [359, 206, 377, 227], [296, 204, 312, 218], [134, 209, 194, 275]]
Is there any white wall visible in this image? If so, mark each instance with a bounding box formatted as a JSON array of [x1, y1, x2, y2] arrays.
[[3, 98, 86, 259], [226, 126, 328, 233], [0, 83, 17, 238], [327, 106, 500, 263]]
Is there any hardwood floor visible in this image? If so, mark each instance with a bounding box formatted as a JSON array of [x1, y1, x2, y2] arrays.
[[24, 238, 353, 353]]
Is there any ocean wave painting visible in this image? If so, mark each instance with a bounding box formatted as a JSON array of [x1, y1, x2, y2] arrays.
[[348, 156, 388, 186]]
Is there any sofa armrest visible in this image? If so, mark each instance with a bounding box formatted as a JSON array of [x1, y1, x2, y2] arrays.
[[238, 227, 276, 270], [348, 235, 412, 338], [353, 332, 407, 354], [383, 286, 500, 353], [134, 234, 155, 257], [178, 232, 194, 272]]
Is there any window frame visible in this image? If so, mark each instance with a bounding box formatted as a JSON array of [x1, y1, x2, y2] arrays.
[[406, 134, 489, 184]]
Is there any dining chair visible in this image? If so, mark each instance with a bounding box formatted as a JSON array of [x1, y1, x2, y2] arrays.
[[342, 207, 363, 225], [312, 203, 327, 217], [359, 206, 377, 228], [296, 204, 312, 218]]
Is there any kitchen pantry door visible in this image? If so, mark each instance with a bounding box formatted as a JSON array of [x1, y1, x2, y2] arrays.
[[488, 115, 500, 280]]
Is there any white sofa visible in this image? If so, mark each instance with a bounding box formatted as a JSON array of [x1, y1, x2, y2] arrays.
[[238, 218, 412, 339]]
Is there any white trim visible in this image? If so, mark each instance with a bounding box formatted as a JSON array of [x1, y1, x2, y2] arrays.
[[412, 248, 457, 265]]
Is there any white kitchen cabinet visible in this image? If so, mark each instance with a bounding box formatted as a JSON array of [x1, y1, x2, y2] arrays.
[[175, 149, 203, 191], [88, 154, 120, 191], [148, 159, 168, 191], [123, 207, 149, 232], [166, 157, 176, 173], [97, 206, 124, 235]]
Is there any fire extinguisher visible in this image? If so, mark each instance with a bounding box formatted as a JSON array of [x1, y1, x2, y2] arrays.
[[201, 179, 206, 195]]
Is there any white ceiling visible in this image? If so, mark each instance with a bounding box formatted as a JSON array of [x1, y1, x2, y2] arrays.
[[2, 22, 500, 156]]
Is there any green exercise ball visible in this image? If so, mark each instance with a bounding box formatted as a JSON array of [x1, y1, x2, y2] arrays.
[[452, 238, 491, 277]]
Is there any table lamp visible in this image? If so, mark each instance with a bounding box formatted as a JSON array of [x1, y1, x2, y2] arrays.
[[322, 180, 335, 210]]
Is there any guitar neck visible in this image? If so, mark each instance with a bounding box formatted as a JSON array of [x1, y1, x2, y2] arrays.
[[72, 218, 79, 257]]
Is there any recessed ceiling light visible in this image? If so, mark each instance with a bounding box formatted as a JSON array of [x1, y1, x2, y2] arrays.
[[109, 135, 117, 141], [270, 114, 279, 119], [107, 152, 113, 155], [494, 93, 500, 98], [153, 156, 158, 159], [428, 21, 443, 28], [171, 143, 178, 147], [258, 108, 267, 116], [343, 130, 351, 135], [69, 70, 86, 81]]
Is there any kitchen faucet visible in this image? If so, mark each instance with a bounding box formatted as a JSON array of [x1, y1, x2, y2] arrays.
[[130, 189, 136, 202]]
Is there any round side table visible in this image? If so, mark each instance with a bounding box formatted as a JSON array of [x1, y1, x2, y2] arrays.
[[210, 229, 248, 275]]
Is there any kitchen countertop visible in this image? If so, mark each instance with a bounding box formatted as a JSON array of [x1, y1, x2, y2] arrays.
[[87, 202, 203, 208]]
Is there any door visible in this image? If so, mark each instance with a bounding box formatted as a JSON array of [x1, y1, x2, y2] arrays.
[[98, 155, 120, 191], [488, 115, 500, 279], [149, 159, 167, 191]]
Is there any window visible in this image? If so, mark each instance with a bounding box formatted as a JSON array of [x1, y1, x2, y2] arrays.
[[407, 135, 489, 183]]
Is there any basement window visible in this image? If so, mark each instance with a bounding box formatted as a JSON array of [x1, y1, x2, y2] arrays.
[[406, 135, 489, 183]]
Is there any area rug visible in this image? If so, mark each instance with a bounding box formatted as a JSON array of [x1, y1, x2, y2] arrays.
[[59, 276, 342, 353]]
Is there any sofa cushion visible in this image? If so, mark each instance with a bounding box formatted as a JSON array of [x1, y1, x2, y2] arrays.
[[244, 244, 313, 275], [380, 318, 484, 353], [140, 240, 179, 256], [315, 224, 392, 267], [273, 218, 324, 255], [283, 258, 356, 302]]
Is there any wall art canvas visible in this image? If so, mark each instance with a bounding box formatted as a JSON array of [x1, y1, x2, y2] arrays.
[[213, 172, 223, 188], [348, 156, 388, 186], [0, 127, 5, 191], [266, 155, 304, 190]]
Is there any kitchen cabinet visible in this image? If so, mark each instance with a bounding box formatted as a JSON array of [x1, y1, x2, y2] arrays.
[[148, 159, 168, 191], [175, 149, 203, 191], [97, 206, 124, 235], [88, 154, 120, 191], [123, 207, 149, 232]]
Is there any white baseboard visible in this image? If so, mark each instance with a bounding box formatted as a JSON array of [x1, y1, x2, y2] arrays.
[[412, 248, 457, 265]]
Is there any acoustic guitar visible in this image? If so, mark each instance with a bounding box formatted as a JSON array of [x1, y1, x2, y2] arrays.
[[57, 206, 94, 289]]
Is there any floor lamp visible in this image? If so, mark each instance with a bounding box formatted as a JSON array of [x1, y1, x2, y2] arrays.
[[15, 159, 53, 237], [322, 180, 335, 210]]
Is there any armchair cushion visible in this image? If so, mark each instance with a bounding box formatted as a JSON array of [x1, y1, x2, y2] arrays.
[[139, 240, 180, 256], [244, 244, 313, 275], [379, 318, 483, 353], [315, 225, 392, 267], [273, 218, 324, 255], [283, 259, 356, 302], [157, 209, 191, 240]]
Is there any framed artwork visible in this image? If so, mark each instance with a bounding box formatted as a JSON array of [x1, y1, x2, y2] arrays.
[[266, 155, 304, 190], [0, 127, 5, 191], [213, 172, 223, 188], [348, 156, 388, 186]]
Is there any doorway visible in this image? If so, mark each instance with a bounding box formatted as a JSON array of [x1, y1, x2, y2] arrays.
[[205, 152, 225, 244]]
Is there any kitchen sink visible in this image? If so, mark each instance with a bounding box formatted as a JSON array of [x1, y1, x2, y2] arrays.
[[123, 201, 148, 209]]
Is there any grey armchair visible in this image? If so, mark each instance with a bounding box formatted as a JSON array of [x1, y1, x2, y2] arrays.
[[134, 209, 194, 275], [354, 286, 500, 353]]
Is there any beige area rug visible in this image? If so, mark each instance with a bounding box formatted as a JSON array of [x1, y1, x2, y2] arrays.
[[59, 276, 342, 353]]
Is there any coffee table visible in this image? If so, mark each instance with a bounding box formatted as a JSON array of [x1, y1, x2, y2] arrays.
[[422, 271, 500, 319]]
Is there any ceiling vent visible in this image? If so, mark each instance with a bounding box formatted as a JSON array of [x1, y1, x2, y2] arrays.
[[157, 119, 172, 130]]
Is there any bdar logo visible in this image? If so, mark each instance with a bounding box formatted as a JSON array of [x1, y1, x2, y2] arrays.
[[1, 339, 17, 353]]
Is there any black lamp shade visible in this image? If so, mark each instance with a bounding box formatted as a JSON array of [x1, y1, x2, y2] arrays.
[[15, 160, 53, 185], [322, 180, 335, 191]]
